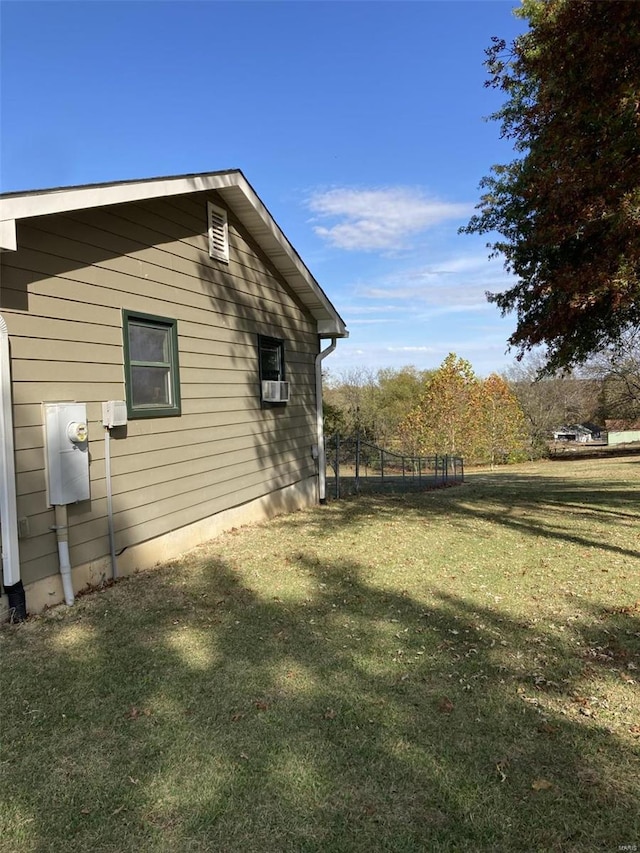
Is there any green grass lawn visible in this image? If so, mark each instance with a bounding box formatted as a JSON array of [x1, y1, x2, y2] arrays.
[[1, 456, 639, 852]]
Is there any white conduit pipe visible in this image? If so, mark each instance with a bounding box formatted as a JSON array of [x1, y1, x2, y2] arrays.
[[315, 337, 337, 504], [104, 426, 117, 579], [53, 504, 75, 606], [0, 315, 21, 589]]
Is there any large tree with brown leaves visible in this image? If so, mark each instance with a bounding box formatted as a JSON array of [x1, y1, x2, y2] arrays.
[[462, 0, 640, 374]]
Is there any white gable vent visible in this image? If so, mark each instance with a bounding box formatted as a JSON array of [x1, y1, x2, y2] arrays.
[[262, 380, 290, 403], [207, 201, 229, 263]]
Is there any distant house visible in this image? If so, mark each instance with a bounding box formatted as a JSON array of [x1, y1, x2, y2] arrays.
[[552, 423, 601, 443], [0, 170, 348, 617], [605, 419, 640, 446]]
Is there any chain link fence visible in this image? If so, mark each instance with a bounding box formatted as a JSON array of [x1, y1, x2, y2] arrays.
[[325, 433, 464, 499]]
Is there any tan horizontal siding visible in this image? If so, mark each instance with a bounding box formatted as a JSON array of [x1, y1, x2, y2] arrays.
[[13, 393, 315, 460], [12, 381, 126, 408], [10, 337, 123, 365], [13, 538, 58, 580], [18, 210, 307, 321], [9, 232, 302, 329], [16, 414, 315, 469], [13, 425, 45, 452], [13, 404, 46, 429], [20, 428, 316, 522], [15, 469, 46, 498], [2, 313, 121, 345], [62, 202, 306, 312], [1, 190, 324, 592], [2, 253, 317, 343], [12, 359, 123, 384]]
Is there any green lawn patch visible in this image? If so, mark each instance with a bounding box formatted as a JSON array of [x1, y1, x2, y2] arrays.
[[2, 456, 639, 852]]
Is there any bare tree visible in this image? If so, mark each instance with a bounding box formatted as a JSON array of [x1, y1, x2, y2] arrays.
[[586, 328, 640, 421], [505, 352, 600, 453]]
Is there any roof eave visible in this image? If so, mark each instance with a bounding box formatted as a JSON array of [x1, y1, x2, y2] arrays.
[[0, 170, 348, 337]]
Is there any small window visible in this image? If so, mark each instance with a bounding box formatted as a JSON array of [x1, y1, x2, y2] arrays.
[[259, 336, 285, 382], [258, 335, 289, 404], [123, 310, 181, 418], [208, 201, 229, 263]]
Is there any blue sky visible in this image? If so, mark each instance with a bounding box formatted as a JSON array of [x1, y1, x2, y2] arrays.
[[1, 1, 528, 378]]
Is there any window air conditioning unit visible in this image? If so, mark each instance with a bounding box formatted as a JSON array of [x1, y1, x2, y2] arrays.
[[262, 380, 290, 402]]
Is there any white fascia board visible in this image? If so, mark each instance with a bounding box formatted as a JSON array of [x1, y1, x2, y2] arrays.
[[0, 219, 17, 251], [0, 171, 243, 222]]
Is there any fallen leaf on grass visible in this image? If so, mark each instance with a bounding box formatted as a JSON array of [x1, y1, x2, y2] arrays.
[[324, 708, 337, 720], [537, 722, 560, 735], [125, 707, 152, 720], [231, 713, 245, 722], [111, 804, 126, 816], [629, 725, 640, 736], [255, 701, 270, 712], [438, 697, 454, 714], [80, 808, 91, 815], [531, 778, 553, 791]]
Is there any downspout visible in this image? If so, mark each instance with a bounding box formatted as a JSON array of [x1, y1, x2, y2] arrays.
[[0, 314, 26, 621], [315, 337, 337, 505]]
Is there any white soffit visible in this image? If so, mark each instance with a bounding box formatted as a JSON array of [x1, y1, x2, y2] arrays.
[[0, 170, 348, 338]]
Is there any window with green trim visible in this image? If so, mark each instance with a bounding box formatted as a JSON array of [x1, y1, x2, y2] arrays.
[[123, 310, 181, 418]]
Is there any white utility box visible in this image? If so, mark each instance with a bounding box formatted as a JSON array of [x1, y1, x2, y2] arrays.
[[102, 400, 128, 429], [43, 402, 90, 505]]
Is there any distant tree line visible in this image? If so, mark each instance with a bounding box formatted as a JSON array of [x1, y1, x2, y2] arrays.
[[323, 330, 640, 465]]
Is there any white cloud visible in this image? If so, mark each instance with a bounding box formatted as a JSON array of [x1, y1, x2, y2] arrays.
[[326, 336, 515, 377], [307, 186, 472, 251], [355, 253, 511, 310]]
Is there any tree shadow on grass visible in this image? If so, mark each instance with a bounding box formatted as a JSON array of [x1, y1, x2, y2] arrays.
[[1, 546, 639, 853], [316, 470, 640, 561]]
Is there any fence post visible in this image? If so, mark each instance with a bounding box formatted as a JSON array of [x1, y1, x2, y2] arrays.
[[444, 455, 449, 484], [335, 433, 340, 499], [355, 431, 361, 494], [381, 447, 384, 480]]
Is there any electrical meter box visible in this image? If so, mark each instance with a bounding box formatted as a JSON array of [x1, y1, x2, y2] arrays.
[[43, 402, 90, 505]]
